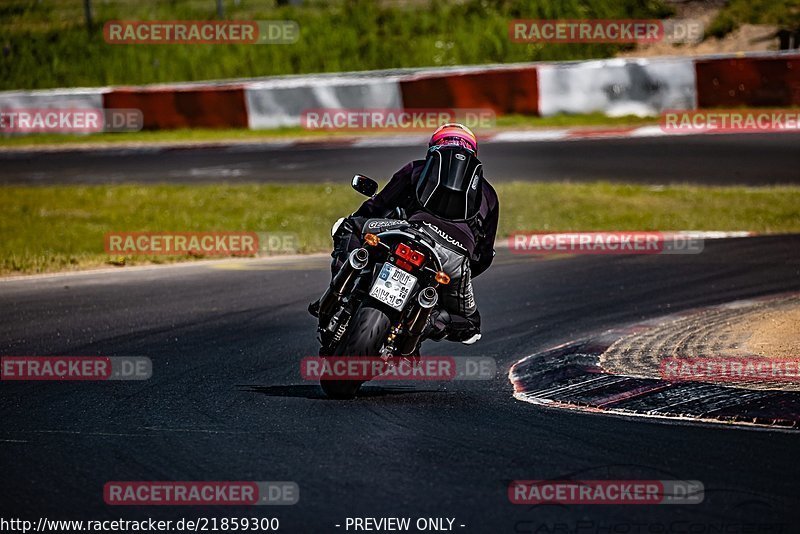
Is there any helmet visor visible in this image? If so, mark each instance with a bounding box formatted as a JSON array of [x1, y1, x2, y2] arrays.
[[416, 146, 483, 221]]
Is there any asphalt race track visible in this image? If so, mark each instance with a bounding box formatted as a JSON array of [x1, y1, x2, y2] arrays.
[[2, 132, 800, 185], [2, 234, 800, 530]]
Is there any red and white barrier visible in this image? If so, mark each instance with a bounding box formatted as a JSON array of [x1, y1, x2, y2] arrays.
[[0, 88, 108, 113], [537, 57, 696, 117], [1, 51, 798, 133], [695, 55, 800, 108], [103, 85, 249, 130], [245, 76, 403, 129], [400, 66, 539, 115]]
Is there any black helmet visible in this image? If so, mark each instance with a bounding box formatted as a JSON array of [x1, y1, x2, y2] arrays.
[[415, 145, 483, 221]]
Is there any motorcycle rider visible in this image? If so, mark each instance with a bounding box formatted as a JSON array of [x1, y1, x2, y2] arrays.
[[310, 123, 499, 346]]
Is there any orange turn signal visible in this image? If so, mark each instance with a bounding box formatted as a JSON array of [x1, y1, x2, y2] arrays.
[[435, 271, 450, 285], [364, 233, 380, 246]]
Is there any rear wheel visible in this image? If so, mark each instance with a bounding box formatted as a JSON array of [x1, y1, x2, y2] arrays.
[[320, 305, 391, 399]]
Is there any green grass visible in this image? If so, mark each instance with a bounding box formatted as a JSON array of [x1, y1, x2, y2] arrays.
[[707, 0, 800, 38], [1, 182, 798, 275], [1, 0, 673, 90], [497, 182, 800, 235], [0, 126, 335, 148], [0, 113, 659, 148], [495, 112, 657, 129]]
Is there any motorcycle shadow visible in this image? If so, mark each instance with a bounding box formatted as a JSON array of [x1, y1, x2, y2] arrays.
[[239, 384, 446, 400]]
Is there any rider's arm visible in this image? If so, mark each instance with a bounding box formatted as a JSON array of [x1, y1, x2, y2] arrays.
[[471, 186, 499, 278], [352, 162, 417, 218]]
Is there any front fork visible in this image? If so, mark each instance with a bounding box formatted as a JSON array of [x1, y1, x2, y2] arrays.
[[318, 248, 369, 321], [317, 248, 369, 347]]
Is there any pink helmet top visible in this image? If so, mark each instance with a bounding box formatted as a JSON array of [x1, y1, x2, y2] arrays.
[[429, 123, 478, 154]]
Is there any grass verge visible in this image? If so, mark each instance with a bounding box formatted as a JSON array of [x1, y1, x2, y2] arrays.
[[1, 182, 799, 276], [1, 0, 673, 90], [0, 113, 659, 149]]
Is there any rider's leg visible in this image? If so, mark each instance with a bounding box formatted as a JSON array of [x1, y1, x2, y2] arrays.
[[426, 253, 481, 343], [308, 217, 366, 317]]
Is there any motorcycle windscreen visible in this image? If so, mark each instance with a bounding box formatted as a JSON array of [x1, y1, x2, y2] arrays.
[[416, 147, 483, 221]]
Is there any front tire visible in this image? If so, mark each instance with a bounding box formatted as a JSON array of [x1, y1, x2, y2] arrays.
[[320, 304, 391, 399]]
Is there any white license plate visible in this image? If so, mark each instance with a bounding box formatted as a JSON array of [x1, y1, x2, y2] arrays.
[[369, 263, 417, 311]]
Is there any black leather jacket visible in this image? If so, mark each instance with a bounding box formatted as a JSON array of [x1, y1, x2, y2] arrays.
[[341, 161, 499, 342], [353, 160, 499, 277]]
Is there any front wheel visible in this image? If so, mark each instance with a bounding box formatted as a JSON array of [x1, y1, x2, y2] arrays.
[[320, 304, 391, 399]]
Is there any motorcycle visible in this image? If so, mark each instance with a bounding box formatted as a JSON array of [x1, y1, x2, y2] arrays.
[[314, 174, 453, 399]]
